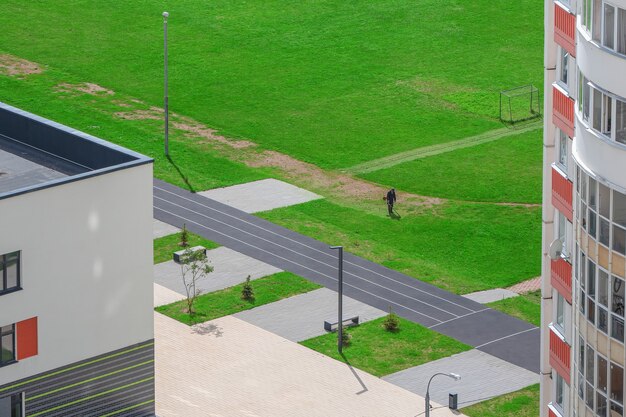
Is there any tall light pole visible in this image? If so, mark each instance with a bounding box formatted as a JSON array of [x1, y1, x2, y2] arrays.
[[330, 246, 343, 353], [163, 11, 169, 157], [425, 372, 461, 417]]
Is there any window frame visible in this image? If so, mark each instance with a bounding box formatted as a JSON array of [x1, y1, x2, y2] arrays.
[[0, 251, 22, 296], [0, 324, 16, 368], [0, 392, 24, 417]]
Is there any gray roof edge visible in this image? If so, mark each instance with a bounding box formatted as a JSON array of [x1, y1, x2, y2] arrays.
[[0, 101, 153, 164]]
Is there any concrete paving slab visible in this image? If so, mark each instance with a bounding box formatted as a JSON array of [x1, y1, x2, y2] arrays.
[[154, 246, 282, 296], [155, 312, 467, 417], [153, 219, 180, 239], [233, 287, 386, 342], [154, 283, 186, 307], [197, 178, 322, 213], [383, 349, 538, 408], [462, 288, 519, 304]]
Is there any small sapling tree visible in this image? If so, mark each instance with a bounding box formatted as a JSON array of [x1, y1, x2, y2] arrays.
[[179, 223, 189, 247], [383, 307, 400, 332], [241, 275, 255, 301], [179, 248, 213, 314]]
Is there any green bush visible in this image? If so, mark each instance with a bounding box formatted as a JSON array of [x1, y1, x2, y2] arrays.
[[241, 275, 255, 301], [383, 308, 400, 332]]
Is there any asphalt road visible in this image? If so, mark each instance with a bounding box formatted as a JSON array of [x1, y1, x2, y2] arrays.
[[153, 179, 540, 373]]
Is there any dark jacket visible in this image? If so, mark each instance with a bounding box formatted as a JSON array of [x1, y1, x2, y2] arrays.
[[386, 189, 396, 204]]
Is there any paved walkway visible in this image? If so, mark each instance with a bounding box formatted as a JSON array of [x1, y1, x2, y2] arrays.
[[462, 288, 519, 304], [154, 246, 282, 296], [153, 218, 180, 239], [198, 178, 322, 213], [383, 349, 538, 409], [153, 179, 540, 373], [154, 283, 186, 307], [155, 312, 467, 417], [234, 288, 386, 342], [344, 121, 542, 175]]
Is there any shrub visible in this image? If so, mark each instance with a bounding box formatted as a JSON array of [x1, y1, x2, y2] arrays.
[[383, 308, 400, 332], [341, 330, 352, 347], [241, 275, 255, 301], [179, 223, 189, 247]]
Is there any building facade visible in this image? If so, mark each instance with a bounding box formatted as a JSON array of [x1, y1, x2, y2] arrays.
[[0, 103, 155, 416], [542, 0, 626, 416]]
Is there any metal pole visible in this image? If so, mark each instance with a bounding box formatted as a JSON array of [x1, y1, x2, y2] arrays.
[[163, 11, 169, 157], [425, 391, 430, 417], [331, 246, 343, 353]]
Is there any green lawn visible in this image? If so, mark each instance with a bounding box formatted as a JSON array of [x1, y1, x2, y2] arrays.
[[361, 129, 543, 204], [0, 0, 542, 168], [259, 200, 541, 294], [300, 317, 471, 377], [464, 384, 540, 417], [156, 271, 320, 325], [153, 232, 220, 264], [487, 291, 541, 326]]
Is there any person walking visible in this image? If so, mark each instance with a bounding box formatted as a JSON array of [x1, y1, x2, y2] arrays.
[[386, 188, 397, 216]]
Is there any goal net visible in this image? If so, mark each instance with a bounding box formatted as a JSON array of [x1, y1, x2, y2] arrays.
[[499, 85, 541, 124]]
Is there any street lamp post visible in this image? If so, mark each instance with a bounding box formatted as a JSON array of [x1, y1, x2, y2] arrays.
[[163, 11, 169, 157], [330, 246, 343, 353], [425, 372, 461, 417]]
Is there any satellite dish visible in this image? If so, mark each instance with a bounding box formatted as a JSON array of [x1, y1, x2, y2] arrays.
[[549, 239, 563, 260]]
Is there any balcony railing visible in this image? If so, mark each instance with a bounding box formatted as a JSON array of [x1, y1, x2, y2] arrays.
[[549, 326, 571, 384], [554, 2, 576, 56], [551, 257, 573, 303], [552, 166, 573, 221], [553, 86, 575, 138]]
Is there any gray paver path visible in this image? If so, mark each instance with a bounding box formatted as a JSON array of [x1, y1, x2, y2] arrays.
[[234, 287, 386, 342], [153, 218, 180, 239], [383, 349, 538, 408], [462, 288, 519, 304], [197, 178, 322, 213], [154, 246, 282, 296]]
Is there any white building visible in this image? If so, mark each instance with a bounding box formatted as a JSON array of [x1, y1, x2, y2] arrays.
[[541, 0, 626, 416], [0, 102, 155, 416]]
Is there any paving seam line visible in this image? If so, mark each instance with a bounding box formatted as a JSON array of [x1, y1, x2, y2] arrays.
[[154, 205, 444, 324], [154, 184, 477, 314], [474, 327, 540, 349], [428, 308, 491, 329], [154, 193, 462, 318], [345, 121, 543, 174]]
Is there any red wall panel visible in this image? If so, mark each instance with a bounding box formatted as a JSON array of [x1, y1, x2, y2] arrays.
[[16, 317, 38, 360], [549, 327, 571, 384], [554, 3, 576, 56], [553, 87, 575, 138], [552, 166, 573, 221], [551, 258, 573, 303]]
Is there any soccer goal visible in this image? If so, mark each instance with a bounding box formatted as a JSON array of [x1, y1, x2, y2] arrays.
[[499, 85, 542, 124]]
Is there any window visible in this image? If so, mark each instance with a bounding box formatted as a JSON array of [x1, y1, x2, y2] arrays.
[[0, 393, 23, 417], [559, 48, 569, 86], [594, 88, 603, 131], [583, 76, 591, 122], [617, 99, 626, 144], [556, 372, 565, 408], [556, 293, 565, 329], [600, 183, 611, 218], [0, 325, 15, 366], [0, 252, 20, 295], [613, 224, 626, 255], [598, 355, 608, 392], [611, 362, 624, 403], [598, 392, 608, 416], [619, 8, 626, 54], [594, 0, 603, 41], [558, 130, 568, 169], [605, 3, 616, 50], [600, 269, 610, 306]]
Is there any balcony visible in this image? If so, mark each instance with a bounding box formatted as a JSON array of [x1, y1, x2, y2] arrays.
[[551, 166, 573, 221], [553, 85, 575, 138], [554, 2, 576, 56], [549, 326, 571, 384], [551, 257, 572, 303]]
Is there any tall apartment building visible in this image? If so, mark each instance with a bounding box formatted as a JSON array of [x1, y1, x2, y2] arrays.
[[0, 102, 155, 416], [541, 0, 626, 416]]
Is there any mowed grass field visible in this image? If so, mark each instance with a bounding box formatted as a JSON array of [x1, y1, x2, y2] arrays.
[[0, 0, 542, 169], [0, 0, 544, 294]]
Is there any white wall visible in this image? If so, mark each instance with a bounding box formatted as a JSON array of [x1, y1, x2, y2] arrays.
[[577, 28, 626, 99], [0, 163, 153, 385]]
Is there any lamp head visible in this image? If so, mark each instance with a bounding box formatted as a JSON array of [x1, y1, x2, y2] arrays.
[[163, 11, 169, 18], [449, 373, 461, 381]]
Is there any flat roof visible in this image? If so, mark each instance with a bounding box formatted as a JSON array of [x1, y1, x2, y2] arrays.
[[0, 102, 152, 200]]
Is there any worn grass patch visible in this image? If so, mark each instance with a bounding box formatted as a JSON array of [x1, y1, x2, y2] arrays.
[[155, 271, 320, 325], [361, 128, 543, 204], [300, 317, 471, 377], [153, 232, 220, 265], [463, 384, 540, 417], [487, 291, 541, 327], [259, 199, 541, 294]]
